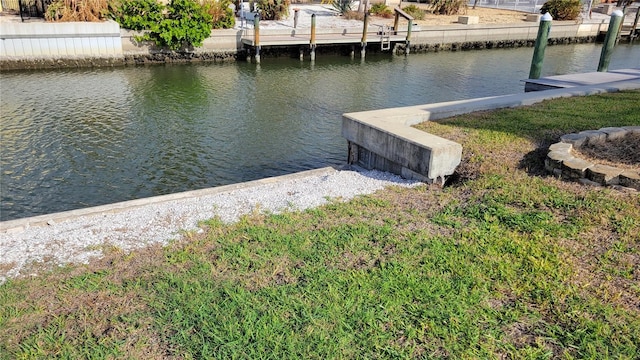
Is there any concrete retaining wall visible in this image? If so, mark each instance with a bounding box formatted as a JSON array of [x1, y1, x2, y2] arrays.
[[0, 20, 122, 60], [342, 77, 640, 184]]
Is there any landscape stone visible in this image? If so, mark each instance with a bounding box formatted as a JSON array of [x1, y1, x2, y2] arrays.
[[548, 142, 572, 152], [622, 126, 640, 135], [619, 170, 640, 190], [578, 130, 606, 145], [545, 150, 572, 171], [598, 127, 627, 140], [578, 178, 602, 187], [587, 164, 622, 185], [560, 133, 588, 147], [561, 157, 593, 179]]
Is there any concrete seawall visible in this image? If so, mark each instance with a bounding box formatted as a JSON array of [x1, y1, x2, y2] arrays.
[[341, 74, 640, 184], [0, 16, 612, 70], [0, 20, 122, 64]]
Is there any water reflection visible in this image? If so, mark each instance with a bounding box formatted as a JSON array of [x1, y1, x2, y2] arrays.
[[1, 43, 639, 220]]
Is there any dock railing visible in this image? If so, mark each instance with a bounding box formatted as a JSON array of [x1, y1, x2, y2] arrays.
[[393, 7, 414, 54]]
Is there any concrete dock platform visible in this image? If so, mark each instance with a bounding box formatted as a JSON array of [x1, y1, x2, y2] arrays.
[[524, 68, 640, 92]]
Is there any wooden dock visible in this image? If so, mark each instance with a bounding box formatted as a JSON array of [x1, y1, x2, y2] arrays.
[[523, 68, 640, 92], [240, 31, 408, 47], [240, 8, 415, 62]]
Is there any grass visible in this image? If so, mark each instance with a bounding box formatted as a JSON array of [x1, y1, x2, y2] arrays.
[[1, 90, 639, 359]]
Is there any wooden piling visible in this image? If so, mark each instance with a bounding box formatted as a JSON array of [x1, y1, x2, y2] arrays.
[[598, 10, 624, 72], [361, 13, 370, 58], [528, 12, 552, 79], [310, 13, 317, 61], [405, 19, 412, 55], [254, 14, 261, 63]]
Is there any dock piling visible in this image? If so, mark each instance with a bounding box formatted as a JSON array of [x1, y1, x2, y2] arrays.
[[310, 13, 317, 61], [598, 10, 624, 72], [361, 13, 370, 58], [528, 12, 552, 79], [254, 14, 261, 63], [406, 19, 412, 55]]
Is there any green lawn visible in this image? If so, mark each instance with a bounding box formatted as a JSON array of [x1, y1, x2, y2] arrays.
[[1, 90, 639, 359]]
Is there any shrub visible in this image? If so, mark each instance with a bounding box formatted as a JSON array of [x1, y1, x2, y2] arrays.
[[332, 0, 354, 16], [112, 0, 213, 51], [109, 0, 164, 30], [203, 0, 236, 29], [370, 3, 393, 18], [343, 10, 364, 20], [154, 0, 213, 50], [45, 0, 109, 22], [402, 4, 425, 20], [256, 0, 290, 20], [430, 0, 466, 15], [540, 0, 580, 20]]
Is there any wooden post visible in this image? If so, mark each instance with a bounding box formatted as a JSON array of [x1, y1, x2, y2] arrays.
[[405, 19, 412, 55], [361, 13, 370, 58], [310, 13, 317, 61], [254, 14, 261, 64], [598, 10, 624, 72], [528, 12, 552, 79], [393, 9, 400, 34]]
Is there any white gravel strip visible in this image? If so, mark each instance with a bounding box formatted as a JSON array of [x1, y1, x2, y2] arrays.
[[0, 167, 421, 284]]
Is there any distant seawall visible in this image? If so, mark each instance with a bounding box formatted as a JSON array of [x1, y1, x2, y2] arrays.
[[1, 19, 610, 70]]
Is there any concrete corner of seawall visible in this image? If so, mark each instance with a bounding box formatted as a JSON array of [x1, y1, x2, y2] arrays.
[[341, 77, 640, 183]]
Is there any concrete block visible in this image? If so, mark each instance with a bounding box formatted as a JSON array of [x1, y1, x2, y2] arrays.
[[342, 114, 462, 182], [600, 4, 615, 15], [458, 16, 479, 25]]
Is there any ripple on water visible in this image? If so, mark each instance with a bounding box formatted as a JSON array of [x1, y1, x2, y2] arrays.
[[2, 44, 639, 220]]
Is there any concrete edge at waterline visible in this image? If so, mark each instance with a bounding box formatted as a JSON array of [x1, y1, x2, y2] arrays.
[[0, 167, 340, 234], [340, 74, 640, 185], [0, 18, 616, 70], [2, 75, 639, 234]]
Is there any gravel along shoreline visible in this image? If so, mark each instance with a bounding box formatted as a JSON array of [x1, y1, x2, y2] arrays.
[[0, 167, 422, 284]]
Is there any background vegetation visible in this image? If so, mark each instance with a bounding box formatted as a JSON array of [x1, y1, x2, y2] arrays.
[[1, 90, 638, 358], [540, 0, 581, 21], [256, 0, 290, 20], [46, 0, 236, 50], [430, 0, 467, 15]]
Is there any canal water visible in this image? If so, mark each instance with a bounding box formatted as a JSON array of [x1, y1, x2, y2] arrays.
[[1, 43, 639, 221]]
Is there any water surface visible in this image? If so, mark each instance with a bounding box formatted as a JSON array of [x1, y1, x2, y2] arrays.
[[1, 43, 639, 220]]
